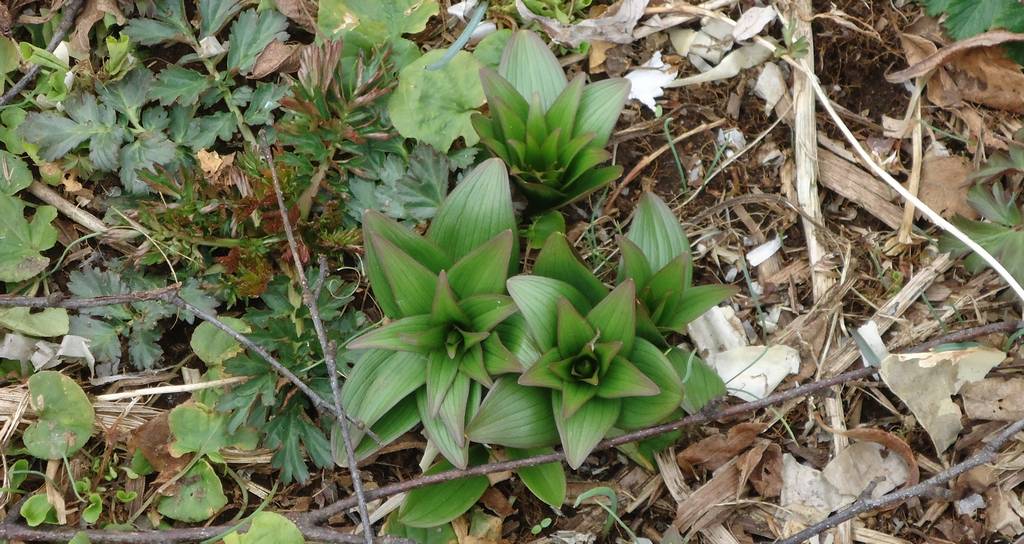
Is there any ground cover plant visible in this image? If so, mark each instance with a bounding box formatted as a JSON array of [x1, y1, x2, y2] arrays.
[[4, 0, 1024, 543]]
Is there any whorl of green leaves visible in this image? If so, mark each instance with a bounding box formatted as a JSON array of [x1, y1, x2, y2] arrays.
[[343, 158, 523, 468], [939, 182, 1024, 285], [619, 193, 737, 338], [471, 30, 630, 213]]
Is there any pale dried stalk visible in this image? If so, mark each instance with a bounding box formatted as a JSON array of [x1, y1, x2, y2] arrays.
[[787, 0, 834, 302], [897, 88, 923, 243]]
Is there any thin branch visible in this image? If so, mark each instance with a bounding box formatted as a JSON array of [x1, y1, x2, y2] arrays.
[[301, 365, 879, 524], [775, 417, 1024, 544], [0, 287, 371, 432], [259, 136, 374, 544], [912, 320, 1024, 352], [0, 0, 85, 107], [0, 522, 410, 543]]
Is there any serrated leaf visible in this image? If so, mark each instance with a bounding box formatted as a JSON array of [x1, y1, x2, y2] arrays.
[[19, 94, 125, 171], [398, 447, 489, 527], [318, 0, 438, 43], [0, 195, 57, 282], [199, 0, 243, 38], [119, 132, 177, 193], [70, 316, 121, 364], [227, 9, 289, 75], [124, 0, 191, 45], [509, 447, 566, 507], [97, 68, 153, 120], [929, 0, 1020, 40], [150, 66, 211, 106], [157, 459, 227, 522], [243, 82, 288, 125], [389, 49, 485, 153], [0, 150, 32, 195]]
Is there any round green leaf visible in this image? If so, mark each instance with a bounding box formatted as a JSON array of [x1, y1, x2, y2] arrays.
[[223, 512, 304, 544], [189, 317, 250, 366], [157, 459, 227, 522], [20, 494, 56, 527], [23, 371, 95, 460], [389, 49, 485, 153]]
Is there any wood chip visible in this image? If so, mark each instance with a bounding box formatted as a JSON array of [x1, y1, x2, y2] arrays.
[[817, 148, 902, 229]]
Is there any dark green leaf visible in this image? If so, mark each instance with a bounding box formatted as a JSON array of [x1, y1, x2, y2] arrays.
[[586, 281, 636, 353], [157, 459, 227, 522], [199, 0, 242, 37], [618, 339, 683, 429], [447, 231, 514, 298], [23, 371, 95, 459], [507, 276, 590, 351], [227, 9, 288, 74], [0, 195, 57, 282], [553, 393, 619, 469], [150, 66, 211, 106]]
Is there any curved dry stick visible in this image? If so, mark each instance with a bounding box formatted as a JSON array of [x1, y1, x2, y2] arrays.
[[0, 0, 85, 107]]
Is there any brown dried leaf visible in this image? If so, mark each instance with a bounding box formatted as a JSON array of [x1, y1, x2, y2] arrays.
[[746, 442, 782, 498], [69, 0, 125, 56], [129, 412, 191, 483], [250, 41, 300, 79], [963, 378, 1024, 421], [677, 422, 766, 471], [274, 0, 316, 33], [887, 30, 1024, 82], [916, 153, 976, 219]]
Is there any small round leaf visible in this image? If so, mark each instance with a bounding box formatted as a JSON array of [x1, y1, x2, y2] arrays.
[[23, 371, 95, 460]]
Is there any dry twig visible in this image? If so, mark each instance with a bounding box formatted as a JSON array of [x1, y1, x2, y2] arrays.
[[259, 136, 374, 543]]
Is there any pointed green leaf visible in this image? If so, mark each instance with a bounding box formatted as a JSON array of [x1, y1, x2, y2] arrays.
[[495, 314, 542, 368], [347, 315, 445, 353], [398, 447, 489, 528], [364, 211, 450, 317], [617, 339, 683, 430], [556, 299, 595, 355], [509, 447, 566, 508], [575, 78, 629, 147], [560, 166, 622, 208], [668, 348, 726, 414], [417, 388, 468, 469], [461, 294, 517, 332], [448, 230, 514, 298], [663, 284, 738, 332], [518, 349, 565, 390], [597, 358, 660, 399], [626, 193, 690, 271], [498, 30, 567, 111], [546, 74, 585, 149], [553, 393, 619, 469], [533, 233, 608, 305], [586, 281, 636, 353], [426, 351, 461, 416], [429, 158, 517, 262], [560, 381, 597, 420], [563, 146, 612, 187], [526, 210, 567, 250], [467, 377, 558, 448], [641, 255, 688, 322], [507, 275, 591, 351], [431, 272, 468, 325], [617, 236, 653, 289], [369, 233, 440, 317], [481, 334, 521, 375], [438, 372, 471, 447]]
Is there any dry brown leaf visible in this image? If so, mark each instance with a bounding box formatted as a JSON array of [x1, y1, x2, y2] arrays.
[[274, 0, 316, 33], [479, 487, 515, 519], [129, 412, 192, 483], [69, 0, 125, 56], [746, 442, 782, 498], [887, 30, 1024, 82], [250, 41, 300, 79], [963, 377, 1024, 421], [916, 153, 976, 219], [588, 40, 614, 74], [677, 422, 766, 471]]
